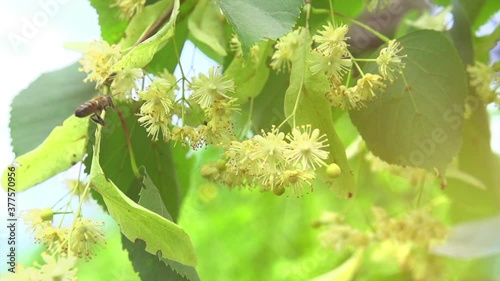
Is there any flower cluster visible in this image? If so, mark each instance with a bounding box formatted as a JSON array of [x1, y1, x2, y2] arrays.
[[229, 34, 243, 57], [189, 66, 234, 109], [69, 218, 106, 260], [310, 23, 352, 82], [79, 40, 144, 100], [376, 39, 406, 83], [372, 207, 448, 247], [318, 207, 447, 251], [22, 209, 106, 259], [229, 34, 262, 65], [79, 40, 122, 87], [201, 125, 332, 197], [180, 67, 239, 147], [406, 249, 448, 281], [270, 28, 302, 72], [110, 68, 143, 99], [315, 212, 371, 252], [317, 207, 448, 279], [36, 253, 78, 281], [325, 73, 386, 110], [467, 61, 500, 104], [3, 253, 78, 281], [113, 0, 146, 20], [132, 67, 240, 147], [307, 23, 405, 111], [3, 208, 108, 280], [137, 71, 177, 141]]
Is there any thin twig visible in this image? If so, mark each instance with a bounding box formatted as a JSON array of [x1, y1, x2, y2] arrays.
[[135, 4, 175, 45]]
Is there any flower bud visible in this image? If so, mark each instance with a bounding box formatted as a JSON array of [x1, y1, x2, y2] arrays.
[[326, 163, 341, 178]]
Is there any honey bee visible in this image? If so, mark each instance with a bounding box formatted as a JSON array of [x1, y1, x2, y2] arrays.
[[74, 95, 115, 126]]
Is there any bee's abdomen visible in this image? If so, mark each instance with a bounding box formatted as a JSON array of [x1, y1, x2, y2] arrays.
[[74, 101, 96, 117]]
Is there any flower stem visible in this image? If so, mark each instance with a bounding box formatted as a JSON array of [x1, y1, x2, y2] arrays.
[[335, 12, 391, 43], [115, 107, 140, 177]]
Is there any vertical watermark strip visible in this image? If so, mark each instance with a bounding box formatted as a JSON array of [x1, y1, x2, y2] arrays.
[[5, 165, 18, 274]]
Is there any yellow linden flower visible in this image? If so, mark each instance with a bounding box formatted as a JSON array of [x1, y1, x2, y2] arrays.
[[137, 75, 177, 141], [313, 22, 349, 56], [137, 114, 171, 141], [270, 28, 302, 72], [171, 126, 200, 148], [69, 218, 106, 260], [356, 73, 386, 101], [22, 208, 53, 234], [226, 139, 255, 171], [250, 127, 288, 168], [189, 67, 235, 109], [467, 61, 499, 103], [309, 47, 352, 80], [139, 77, 176, 116], [376, 39, 406, 83], [79, 40, 122, 87], [35, 225, 66, 252], [285, 125, 329, 169], [204, 97, 240, 131], [110, 68, 143, 99], [66, 180, 90, 202], [1, 264, 41, 281], [113, 0, 146, 20], [278, 169, 316, 197], [229, 34, 243, 57], [37, 253, 77, 281]]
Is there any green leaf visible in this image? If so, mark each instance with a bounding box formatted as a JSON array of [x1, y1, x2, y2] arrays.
[[284, 29, 356, 198], [111, 0, 180, 71], [90, 0, 128, 44], [89, 146, 197, 266], [470, 0, 500, 31], [121, 0, 174, 49], [252, 71, 289, 132], [172, 145, 197, 200], [122, 169, 199, 281], [456, 0, 486, 26], [450, 1, 474, 65], [122, 238, 194, 281], [138, 169, 174, 221], [163, 259, 201, 281], [2, 116, 89, 192], [445, 101, 500, 222], [9, 62, 95, 155], [215, 0, 303, 53], [225, 41, 273, 102], [84, 102, 183, 220], [455, 0, 500, 33], [475, 24, 500, 63], [350, 30, 468, 172], [433, 0, 452, 5], [188, 0, 228, 57]]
